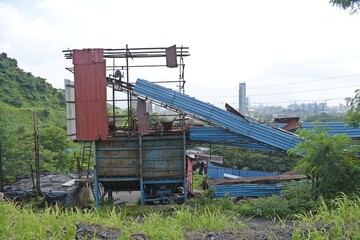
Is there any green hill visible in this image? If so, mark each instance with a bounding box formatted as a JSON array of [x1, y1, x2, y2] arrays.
[[0, 53, 75, 181], [0, 52, 67, 131], [0, 53, 65, 110]]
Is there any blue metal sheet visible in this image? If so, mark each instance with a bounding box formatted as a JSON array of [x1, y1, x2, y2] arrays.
[[134, 79, 301, 151], [211, 183, 285, 198], [142, 136, 184, 179], [272, 122, 360, 138], [207, 163, 277, 180], [94, 134, 187, 205], [96, 135, 185, 179], [190, 126, 279, 151], [300, 122, 360, 138], [96, 138, 140, 177]]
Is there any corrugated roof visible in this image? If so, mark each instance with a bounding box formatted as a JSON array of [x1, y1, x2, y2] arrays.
[[272, 122, 360, 138], [73, 49, 108, 141], [189, 126, 280, 151], [134, 79, 301, 151], [206, 173, 305, 186]]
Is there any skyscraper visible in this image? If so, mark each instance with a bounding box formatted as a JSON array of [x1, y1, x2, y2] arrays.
[[239, 82, 247, 114]]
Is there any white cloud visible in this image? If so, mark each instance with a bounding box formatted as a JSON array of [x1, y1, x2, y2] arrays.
[[1, 0, 360, 105], [0, 2, 61, 42], [0, 43, 11, 52]]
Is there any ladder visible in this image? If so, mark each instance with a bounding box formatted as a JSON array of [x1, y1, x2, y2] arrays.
[[78, 142, 93, 179], [78, 142, 106, 202]]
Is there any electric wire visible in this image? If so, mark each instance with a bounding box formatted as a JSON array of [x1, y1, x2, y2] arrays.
[[192, 84, 358, 98], [248, 74, 360, 89], [187, 74, 360, 92], [248, 84, 359, 97]]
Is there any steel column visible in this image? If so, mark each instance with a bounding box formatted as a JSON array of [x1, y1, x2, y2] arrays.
[[183, 131, 187, 202], [139, 135, 144, 205]]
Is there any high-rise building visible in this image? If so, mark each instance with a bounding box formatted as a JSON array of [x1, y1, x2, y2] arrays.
[[239, 82, 247, 114]]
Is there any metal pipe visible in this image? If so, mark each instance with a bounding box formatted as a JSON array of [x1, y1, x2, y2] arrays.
[[183, 131, 187, 202], [104, 54, 189, 59], [139, 135, 144, 205], [103, 46, 189, 51], [112, 59, 116, 136], [126, 46, 131, 133]]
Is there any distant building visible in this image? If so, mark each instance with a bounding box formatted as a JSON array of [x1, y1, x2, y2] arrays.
[[239, 82, 247, 114]]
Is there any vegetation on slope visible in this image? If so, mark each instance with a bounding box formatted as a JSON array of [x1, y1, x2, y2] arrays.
[[0, 53, 76, 182], [0, 53, 65, 109]]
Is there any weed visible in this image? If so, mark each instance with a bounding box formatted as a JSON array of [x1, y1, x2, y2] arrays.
[[295, 193, 360, 239], [2, 199, 244, 239]]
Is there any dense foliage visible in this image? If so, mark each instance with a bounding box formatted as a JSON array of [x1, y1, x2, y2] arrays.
[[0, 53, 65, 109], [240, 182, 318, 219], [345, 89, 360, 126], [207, 145, 296, 173], [289, 128, 360, 199], [0, 53, 76, 182]]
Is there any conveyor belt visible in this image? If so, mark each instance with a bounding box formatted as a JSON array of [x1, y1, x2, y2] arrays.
[[134, 79, 301, 151]]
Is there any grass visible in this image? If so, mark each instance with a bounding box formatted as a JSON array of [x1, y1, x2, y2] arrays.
[[293, 194, 360, 239], [192, 171, 208, 190], [3, 187, 360, 239], [1, 202, 244, 239], [0, 103, 66, 132]]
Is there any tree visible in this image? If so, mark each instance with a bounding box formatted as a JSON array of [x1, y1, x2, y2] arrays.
[[345, 89, 360, 126], [330, 0, 360, 14], [289, 128, 360, 199], [40, 126, 78, 172]]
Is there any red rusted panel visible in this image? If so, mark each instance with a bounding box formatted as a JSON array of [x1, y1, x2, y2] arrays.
[[187, 157, 193, 193], [74, 49, 108, 140], [166, 45, 177, 68], [73, 48, 104, 64], [92, 48, 104, 62], [137, 98, 150, 135]]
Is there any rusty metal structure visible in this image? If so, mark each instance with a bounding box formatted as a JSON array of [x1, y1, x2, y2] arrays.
[[63, 46, 360, 205], [63, 46, 190, 205]]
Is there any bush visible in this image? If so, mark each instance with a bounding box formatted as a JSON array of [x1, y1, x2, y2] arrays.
[[281, 181, 318, 214], [250, 195, 291, 218], [237, 202, 253, 216], [289, 129, 360, 199], [192, 172, 208, 190], [237, 182, 319, 219]]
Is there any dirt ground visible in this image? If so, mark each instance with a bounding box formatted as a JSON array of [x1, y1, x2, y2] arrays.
[[185, 217, 296, 240], [74, 217, 297, 240]]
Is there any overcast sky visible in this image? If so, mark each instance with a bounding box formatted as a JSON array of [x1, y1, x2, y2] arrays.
[[1, 0, 360, 108]]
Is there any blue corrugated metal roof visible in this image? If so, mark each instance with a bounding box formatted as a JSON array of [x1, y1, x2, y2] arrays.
[[301, 122, 360, 138], [272, 122, 360, 138], [211, 183, 284, 198], [134, 79, 301, 151], [207, 163, 277, 180], [190, 126, 280, 151]]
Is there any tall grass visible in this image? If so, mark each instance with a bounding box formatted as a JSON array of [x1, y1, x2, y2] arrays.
[[293, 194, 360, 239], [192, 171, 208, 190], [2, 202, 243, 239]]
